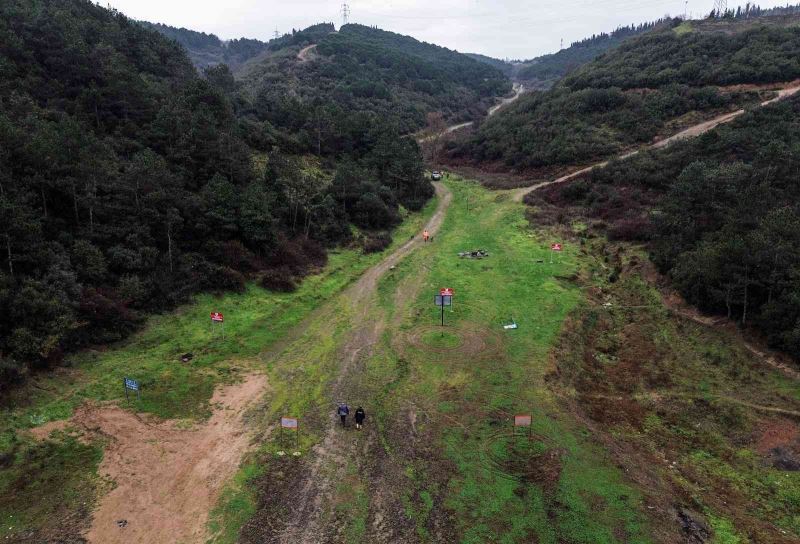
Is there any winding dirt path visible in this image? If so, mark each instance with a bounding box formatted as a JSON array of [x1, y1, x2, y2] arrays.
[[297, 44, 318, 62], [510, 82, 800, 202], [417, 84, 526, 143], [276, 183, 452, 544]]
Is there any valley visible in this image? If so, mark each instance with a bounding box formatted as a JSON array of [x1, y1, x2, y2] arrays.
[[1, 2, 800, 544]]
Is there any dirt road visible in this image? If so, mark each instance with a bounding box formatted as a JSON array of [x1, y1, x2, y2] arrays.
[[298, 44, 318, 62], [274, 182, 452, 544], [417, 84, 525, 143], [511, 82, 800, 202], [33, 185, 451, 544]]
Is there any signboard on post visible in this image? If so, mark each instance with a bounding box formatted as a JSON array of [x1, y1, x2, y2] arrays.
[[550, 243, 562, 264], [210, 311, 225, 339], [514, 414, 532, 439], [435, 289, 455, 327], [280, 417, 299, 452], [124, 377, 140, 402]]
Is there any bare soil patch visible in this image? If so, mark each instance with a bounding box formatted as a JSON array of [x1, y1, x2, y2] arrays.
[[63, 373, 269, 544]]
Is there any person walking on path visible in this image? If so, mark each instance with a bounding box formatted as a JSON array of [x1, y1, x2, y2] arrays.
[[337, 403, 350, 427], [354, 407, 366, 429], [423, 230, 430, 242]]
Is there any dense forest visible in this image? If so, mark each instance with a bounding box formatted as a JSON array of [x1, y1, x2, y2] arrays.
[[238, 23, 512, 138], [516, 19, 673, 88], [141, 22, 271, 70], [0, 1, 442, 389], [565, 19, 800, 90], [537, 94, 800, 359], [450, 14, 800, 173]]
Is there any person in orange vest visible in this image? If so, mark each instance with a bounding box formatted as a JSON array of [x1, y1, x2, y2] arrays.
[[423, 230, 430, 242]]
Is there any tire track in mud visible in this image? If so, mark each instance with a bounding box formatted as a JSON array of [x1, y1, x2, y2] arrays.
[[272, 183, 452, 544]]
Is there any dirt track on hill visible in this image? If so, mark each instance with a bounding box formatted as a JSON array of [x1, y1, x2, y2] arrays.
[[510, 82, 800, 202], [28, 186, 450, 544], [273, 182, 452, 544], [298, 44, 318, 62]]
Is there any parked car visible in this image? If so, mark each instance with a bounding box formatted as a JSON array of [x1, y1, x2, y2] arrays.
[[431, 171, 442, 180]]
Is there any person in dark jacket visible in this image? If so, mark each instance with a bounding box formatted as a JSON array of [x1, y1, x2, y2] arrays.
[[354, 407, 366, 429], [337, 403, 350, 427]]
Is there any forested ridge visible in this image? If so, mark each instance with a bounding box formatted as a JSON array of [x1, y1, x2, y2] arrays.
[[238, 23, 511, 138], [516, 19, 672, 88], [141, 22, 271, 70], [450, 14, 800, 173], [0, 0, 449, 389], [538, 93, 800, 359]]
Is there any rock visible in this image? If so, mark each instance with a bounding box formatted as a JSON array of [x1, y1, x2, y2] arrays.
[[677, 508, 710, 543]]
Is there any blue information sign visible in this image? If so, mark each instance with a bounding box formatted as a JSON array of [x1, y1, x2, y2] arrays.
[[124, 378, 139, 391], [434, 295, 452, 307]]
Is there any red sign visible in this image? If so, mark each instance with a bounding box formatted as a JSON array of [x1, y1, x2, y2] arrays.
[[210, 312, 224, 322], [514, 415, 532, 427], [440, 288, 455, 296], [281, 417, 298, 429], [551, 243, 563, 251]]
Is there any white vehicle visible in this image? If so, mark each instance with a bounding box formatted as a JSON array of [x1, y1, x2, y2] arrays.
[[431, 171, 443, 180]]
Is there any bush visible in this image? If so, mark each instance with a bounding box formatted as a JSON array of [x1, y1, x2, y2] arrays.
[[260, 267, 297, 293], [363, 233, 392, 254]]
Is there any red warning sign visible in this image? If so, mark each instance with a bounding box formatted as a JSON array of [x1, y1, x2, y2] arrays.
[[210, 312, 224, 322], [440, 288, 455, 296], [551, 243, 563, 251]]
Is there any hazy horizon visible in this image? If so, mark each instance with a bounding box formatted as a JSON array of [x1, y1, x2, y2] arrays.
[[105, 0, 793, 59]]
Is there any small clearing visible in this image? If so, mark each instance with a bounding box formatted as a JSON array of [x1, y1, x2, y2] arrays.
[[71, 373, 268, 544]]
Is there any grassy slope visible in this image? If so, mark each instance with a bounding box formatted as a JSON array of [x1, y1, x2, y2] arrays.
[[0, 201, 436, 541], [359, 177, 651, 542], [549, 239, 800, 543]]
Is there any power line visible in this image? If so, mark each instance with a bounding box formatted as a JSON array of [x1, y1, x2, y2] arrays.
[[713, 0, 728, 15], [341, 3, 350, 26], [274, 27, 280, 40]]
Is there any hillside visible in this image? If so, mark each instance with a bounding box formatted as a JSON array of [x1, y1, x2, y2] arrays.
[[516, 19, 672, 89], [449, 13, 800, 174], [536, 91, 800, 360], [141, 22, 270, 70], [237, 23, 512, 138], [0, 1, 433, 389]]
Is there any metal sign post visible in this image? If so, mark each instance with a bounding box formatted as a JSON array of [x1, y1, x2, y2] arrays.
[[124, 377, 141, 402], [435, 289, 454, 328]]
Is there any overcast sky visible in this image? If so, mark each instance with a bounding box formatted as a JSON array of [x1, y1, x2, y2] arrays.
[[103, 0, 793, 59]]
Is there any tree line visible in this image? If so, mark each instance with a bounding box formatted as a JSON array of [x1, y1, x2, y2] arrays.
[[0, 0, 436, 390], [541, 95, 800, 359]]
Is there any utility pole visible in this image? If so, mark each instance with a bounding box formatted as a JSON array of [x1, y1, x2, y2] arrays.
[[684, 0, 688, 19], [560, 38, 563, 50], [274, 27, 280, 40], [341, 3, 350, 26]]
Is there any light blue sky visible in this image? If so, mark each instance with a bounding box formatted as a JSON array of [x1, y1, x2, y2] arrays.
[[104, 0, 794, 59]]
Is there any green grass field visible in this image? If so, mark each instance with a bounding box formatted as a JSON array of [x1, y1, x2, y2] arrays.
[[0, 199, 437, 541], [3, 174, 798, 544]]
